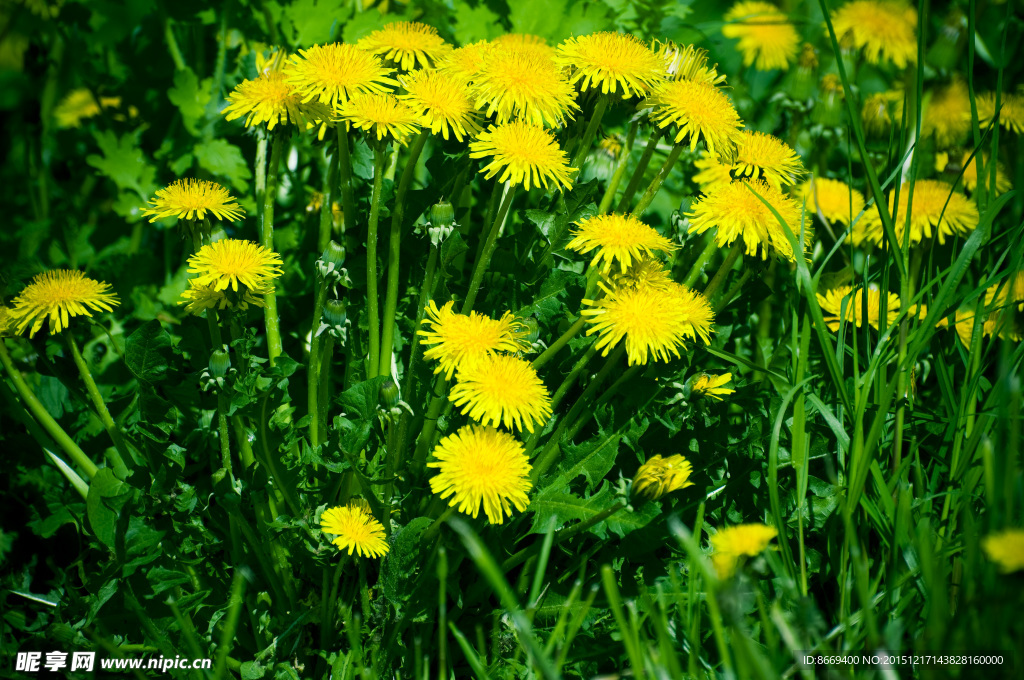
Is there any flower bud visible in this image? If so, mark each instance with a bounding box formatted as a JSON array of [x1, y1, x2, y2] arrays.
[[379, 379, 400, 410], [430, 199, 456, 228], [321, 240, 346, 269], [811, 74, 844, 128], [324, 299, 347, 327], [209, 349, 231, 379]]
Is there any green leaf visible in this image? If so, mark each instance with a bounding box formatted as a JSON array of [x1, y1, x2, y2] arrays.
[[86, 129, 157, 200], [508, 0, 567, 40], [146, 566, 191, 596], [125, 320, 172, 383], [86, 469, 132, 549], [440, 231, 469, 277], [284, 0, 350, 46], [167, 67, 212, 137], [193, 139, 252, 192], [552, 432, 621, 493], [529, 482, 618, 538], [453, 3, 504, 44], [380, 517, 432, 603]]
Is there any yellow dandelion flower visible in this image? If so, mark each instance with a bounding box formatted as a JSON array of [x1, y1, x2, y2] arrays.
[[400, 69, 481, 141], [975, 91, 1024, 135], [566, 213, 676, 274], [417, 300, 531, 380], [654, 42, 726, 86], [687, 179, 811, 263], [449, 354, 552, 434], [831, 0, 918, 69], [471, 43, 580, 128], [285, 43, 398, 111], [469, 121, 576, 192], [854, 179, 979, 246], [0, 306, 15, 337], [693, 152, 735, 193], [320, 503, 389, 558], [598, 135, 624, 159], [492, 33, 557, 63], [9, 270, 120, 338], [178, 282, 267, 315], [357, 21, 452, 72], [982, 529, 1024, 573], [142, 179, 245, 229], [53, 89, 107, 128], [861, 90, 903, 135], [645, 79, 744, 156], [438, 40, 493, 84], [984, 272, 1024, 312], [428, 425, 532, 525], [340, 93, 421, 145], [936, 151, 1012, 195], [690, 373, 734, 401], [816, 285, 900, 331], [222, 58, 332, 130], [939, 307, 1020, 348], [794, 178, 866, 226], [633, 454, 694, 500], [556, 32, 665, 99], [723, 1, 800, 71], [611, 256, 676, 290], [187, 239, 284, 293], [922, 79, 971, 148], [710, 523, 778, 578], [581, 280, 714, 366], [732, 130, 804, 188]]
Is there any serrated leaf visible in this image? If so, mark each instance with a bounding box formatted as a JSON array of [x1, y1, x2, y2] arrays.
[[453, 3, 504, 44], [167, 67, 211, 137], [125, 320, 171, 383], [380, 517, 433, 603], [555, 432, 621, 493], [86, 469, 132, 549], [284, 0, 350, 46], [86, 129, 157, 199], [508, 0, 567, 40], [528, 482, 619, 538], [439, 231, 468, 277], [146, 566, 191, 595], [193, 139, 252, 192]]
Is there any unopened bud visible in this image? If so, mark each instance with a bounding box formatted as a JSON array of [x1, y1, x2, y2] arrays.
[[322, 240, 346, 269], [209, 349, 231, 378], [379, 379, 400, 409], [430, 200, 456, 228], [324, 299, 347, 327]]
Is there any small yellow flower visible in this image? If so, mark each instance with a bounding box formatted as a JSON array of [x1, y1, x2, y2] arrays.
[[469, 121, 576, 192], [356, 21, 452, 72], [723, 1, 800, 71], [555, 31, 666, 99], [178, 283, 267, 315], [437, 40, 493, 84], [975, 91, 1024, 135], [655, 42, 726, 85], [861, 90, 903, 135], [491, 33, 557, 63], [186, 240, 284, 294], [9, 270, 120, 337], [285, 43, 398, 111], [711, 523, 778, 578], [982, 529, 1024, 573], [53, 88, 117, 128], [816, 285, 900, 331], [731, 131, 804, 188], [428, 425, 532, 525], [142, 179, 245, 232], [831, 0, 918, 69], [472, 42, 580, 127], [936, 151, 1012, 195], [939, 306, 1020, 348], [582, 280, 714, 365], [922, 79, 971, 148], [320, 503, 389, 558], [400, 69, 481, 141], [793, 178, 866, 226], [687, 179, 811, 263], [0, 306, 15, 337], [854, 179, 979, 246], [417, 301, 532, 380], [633, 454, 694, 500], [340, 93, 422, 145], [645, 78, 744, 156], [690, 373, 734, 401], [222, 53, 332, 131], [565, 213, 676, 275], [449, 354, 553, 434], [693, 152, 735, 193]]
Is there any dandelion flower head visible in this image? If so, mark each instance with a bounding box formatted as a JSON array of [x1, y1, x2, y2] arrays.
[[731, 130, 804, 188], [10, 270, 120, 337], [854, 179, 979, 246], [438, 41, 493, 84], [142, 179, 245, 230], [923, 79, 971, 148], [975, 91, 1024, 135], [982, 529, 1024, 573], [556, 32, 666, 99], [633, 454, 694, 500], [179, 283, 267, 316], [566, 213, 676, 274], [54, 89, 118, 128], [469, 121, 576, 192], [690, 373, 735, 401], [936, 151, 1012, 195], [320, 503, 389, 558], [471, 42, 580, 128], [491, 33, 557, 63], [340, 93, 421, 145], [356, 21, 452, 72], [693, 152, 735, 193], [817, 285, 900, 331], [222, 52, 332, 131], [711, 523, 778, 578], [449, 354, 553, 434], [645, 78, 744, 156], [428, 425, 532, 525], [612, 256, 676, 291], [582, 280, 714, 366], [687, 179, 811, 263], [656, 42, 726, 85], [417, 300, 532, 380], [722, 1, 800, 71], [831, 0, 918, 69], [939, 307, 1020, 348], [983, 272, 1024, 313], [187, 239, 284, 294], [285, 43, 398, 111], [400, 68, 481, 141], [862, 90, 903, 135], [794, 178, 866, 226]]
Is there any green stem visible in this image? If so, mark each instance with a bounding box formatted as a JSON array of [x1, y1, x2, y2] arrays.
[[230, 416, 255, 469], [629, 144, 684, 218], [262, 131, 286, 366], [682, 237, 718, 289], [598, 120, 639, 215], [413, 374, 449, 471], [396, 243, 440, 461], [0, 342, 97, 481], [616, 128, 663, 214], [64, 334, 131, 473], [462, 183, 517, 314], [308, 276, 330, 449], [318, 146, 340, 253], [213, 571, 246, 680], [532, 316, 585, 371], [571, 95, 609, 170], [702, 241, 742, 302], [366, 146, 389, 379], [336, 126, 357, 234], [317, 337, 334, 445], [380, 131, 429, 378]]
